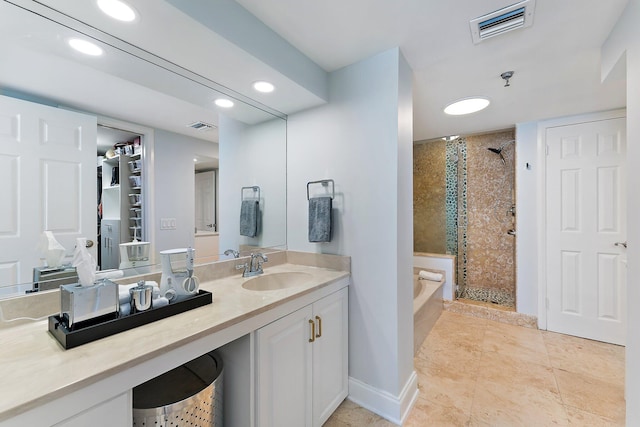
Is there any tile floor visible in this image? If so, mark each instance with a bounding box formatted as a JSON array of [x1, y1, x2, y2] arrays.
[[325, 311, 625, 426]]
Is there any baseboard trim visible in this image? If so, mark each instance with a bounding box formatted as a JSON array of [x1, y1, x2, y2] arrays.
[[348, 371, 419, 425]]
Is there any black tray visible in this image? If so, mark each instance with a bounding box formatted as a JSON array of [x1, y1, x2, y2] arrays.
[[48, 290, 213, 349]]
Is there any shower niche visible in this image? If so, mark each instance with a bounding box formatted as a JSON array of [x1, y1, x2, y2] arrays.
[[414, 129, 516, 308]]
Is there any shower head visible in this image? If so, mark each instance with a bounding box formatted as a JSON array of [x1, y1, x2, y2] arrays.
[[487, 146, 506, 165], [487, 140, 515, 165]]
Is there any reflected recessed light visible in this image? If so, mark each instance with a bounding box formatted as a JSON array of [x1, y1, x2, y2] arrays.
[[97, 0, 137, 22], [252, 81, 275, 93], [214, 98, 234, 108], [68, 38, 103, 56], [444, 97, 490, 115]]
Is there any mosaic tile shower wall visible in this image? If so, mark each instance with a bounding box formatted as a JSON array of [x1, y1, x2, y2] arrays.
[[446, 138, 467, 296], [413, 130, 516, 308], [463, 129, 516, 307], [413, 139, 447, 254]]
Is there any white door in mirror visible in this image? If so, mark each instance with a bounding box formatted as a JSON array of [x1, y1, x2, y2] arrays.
[[0, 95, 97, 288]]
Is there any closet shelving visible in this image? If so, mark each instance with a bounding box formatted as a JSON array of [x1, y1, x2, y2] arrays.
[[100, 137, 144, 269], [127, 148, 143, 242]]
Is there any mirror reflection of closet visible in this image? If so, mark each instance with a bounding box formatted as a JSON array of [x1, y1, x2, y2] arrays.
[[194, 155, 219, 264], [97, 125, 146, 270]]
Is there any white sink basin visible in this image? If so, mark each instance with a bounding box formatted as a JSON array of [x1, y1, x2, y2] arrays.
[[242, 272, 313, 291]]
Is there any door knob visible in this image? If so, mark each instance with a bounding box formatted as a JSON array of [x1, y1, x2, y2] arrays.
[[85, 240, 94, 248], [615, 242, 627, 248]]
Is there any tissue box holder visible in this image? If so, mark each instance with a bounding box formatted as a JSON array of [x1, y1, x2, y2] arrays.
[[60, 280, 119, 329]]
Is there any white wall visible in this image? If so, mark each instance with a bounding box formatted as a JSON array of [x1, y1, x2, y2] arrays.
[[514, 122, 539, 317], [287, 48, 416, 423], [602, 3, 640, 424], [218, 115, 287, 255], [153, 129, 217, 254]]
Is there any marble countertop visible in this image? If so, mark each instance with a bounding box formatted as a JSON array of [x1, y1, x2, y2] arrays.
[[0, 261, 349, 421]]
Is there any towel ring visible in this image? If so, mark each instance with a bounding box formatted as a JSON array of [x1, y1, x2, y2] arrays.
[[241, 186, 260, 201], [307, 179, 334, 200]]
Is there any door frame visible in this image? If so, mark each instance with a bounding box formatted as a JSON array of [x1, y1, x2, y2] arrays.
[[536, 108, 627, 330], [95, 115, 156, 264]]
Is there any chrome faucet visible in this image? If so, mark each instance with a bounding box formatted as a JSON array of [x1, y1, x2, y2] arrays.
[[224, 249, 240, 258], [236, 252, 268, 277]]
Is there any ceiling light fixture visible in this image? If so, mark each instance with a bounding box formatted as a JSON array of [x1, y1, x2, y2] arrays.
[[68, 38, 103, 56], [214, 98, 234, 108], [252, 81, 275, 93], [444, 97, 490, 115], [97, 0, 137, 22]]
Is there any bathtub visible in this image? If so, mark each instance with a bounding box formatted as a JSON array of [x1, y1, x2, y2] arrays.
[[414, 252, 456, 301], [413, 269, 444, 355]]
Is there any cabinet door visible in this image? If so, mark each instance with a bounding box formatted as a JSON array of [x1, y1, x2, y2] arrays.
[[100, 220, 120, 270], [312, 288, 349, 427], [256, 305, 313, 427], [52, 392, 131, 427]]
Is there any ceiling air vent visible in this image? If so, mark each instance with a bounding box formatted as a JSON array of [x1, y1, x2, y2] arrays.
[[187, 121, 217, 131], [470, 0, 536, 44]]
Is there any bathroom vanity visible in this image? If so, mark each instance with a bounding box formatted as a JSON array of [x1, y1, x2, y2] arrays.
[[0, 252, 349, 427]]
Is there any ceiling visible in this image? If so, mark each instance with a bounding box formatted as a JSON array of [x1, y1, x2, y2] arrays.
[[1, 0, 629, 143], [234, 0, 628, 140]]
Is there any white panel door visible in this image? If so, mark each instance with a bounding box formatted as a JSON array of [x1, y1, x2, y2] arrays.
[[195, 170, 216, 232], [0, 95, 97, 288], [546, 117, 626, 345]]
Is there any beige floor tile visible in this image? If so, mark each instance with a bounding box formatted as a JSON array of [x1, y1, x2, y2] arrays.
[[565, 405, 625, 426], [432, 311, 489, 334], [476, 350, 559, 396], [327, 312, 626, 427], [404, 395, 471, 427], [323, 417, 351, 427], [482, 321, 551, 366], [469, 349, 569, 426], [554, 368, 625, 424], [418, 362, 478, 415], [470, 378, 569, 426], [421, 318, 486, 368], [543, 331, 625, 385], [324, 399, 395, 426]]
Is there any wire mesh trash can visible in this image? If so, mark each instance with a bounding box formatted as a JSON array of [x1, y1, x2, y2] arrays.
[[133, 351, 223, 426]]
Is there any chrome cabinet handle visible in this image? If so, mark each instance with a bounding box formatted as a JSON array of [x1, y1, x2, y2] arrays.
[[615, 242, 627, 248]]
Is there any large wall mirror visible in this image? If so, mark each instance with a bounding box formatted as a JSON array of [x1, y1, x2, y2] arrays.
[[0, 1, 287, 297]]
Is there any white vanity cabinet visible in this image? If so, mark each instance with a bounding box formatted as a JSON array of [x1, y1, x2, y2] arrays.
[[255, 287, 348, 427], [52, 392, 131, 427]]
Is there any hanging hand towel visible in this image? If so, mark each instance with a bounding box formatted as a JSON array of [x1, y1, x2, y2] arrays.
[[240, 200, 259, 237], [308, 196, 332, 242]]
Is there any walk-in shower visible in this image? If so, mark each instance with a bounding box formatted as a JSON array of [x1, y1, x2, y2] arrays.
[[413, 129, 516, 308]]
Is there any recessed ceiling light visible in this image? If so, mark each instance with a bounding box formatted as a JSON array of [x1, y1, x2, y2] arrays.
[[193, 158, 198, 162], [97, 0, 137, 22], [214, 98, 234, 108], [444, 97, 490, 115], [252, 81, 275, 93], [68, 38, 103, 56]]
